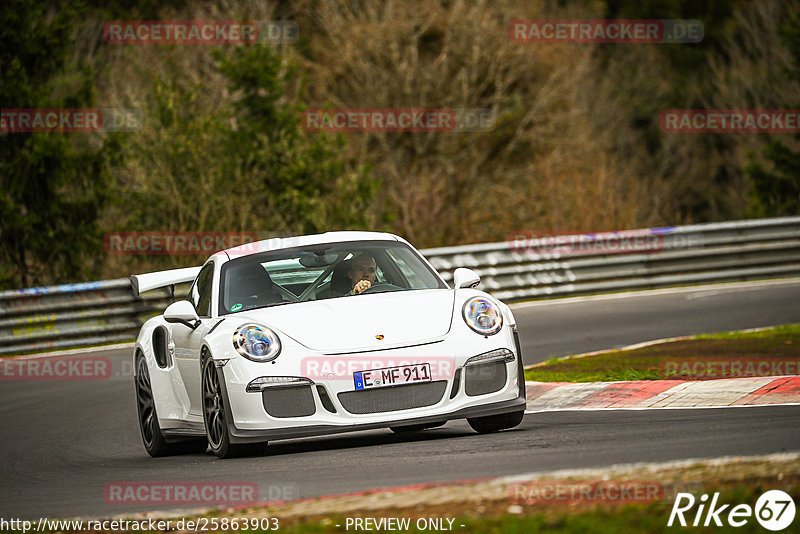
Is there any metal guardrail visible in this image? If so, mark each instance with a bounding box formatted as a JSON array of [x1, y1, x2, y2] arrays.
[[0, 281, 190, 356], [1, 217, 798, 356], [425, 217, 800, 301]]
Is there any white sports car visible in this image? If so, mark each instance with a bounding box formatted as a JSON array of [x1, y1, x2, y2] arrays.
[[131, 232, 526, 458]]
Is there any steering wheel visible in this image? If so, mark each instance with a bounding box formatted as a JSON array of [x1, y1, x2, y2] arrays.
[[360, 282, 403, 294]]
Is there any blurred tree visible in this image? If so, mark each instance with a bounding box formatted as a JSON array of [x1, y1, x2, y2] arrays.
[[114, 40, 380, 278], [215, 43, 379, 234], [0, 0, 117, 288], [746, 10, 800, 217], [597, 0, 765, 223], [604, 0, 742, 70], [83, 0, 185, 19]]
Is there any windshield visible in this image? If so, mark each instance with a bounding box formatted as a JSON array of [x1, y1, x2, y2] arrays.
[[218, 240, 446, 315]]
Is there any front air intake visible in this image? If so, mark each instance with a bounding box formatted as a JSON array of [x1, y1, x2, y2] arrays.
[[464, 360, 507, 396], [261, 385, 316, 418], [337, 381, 447, 414]]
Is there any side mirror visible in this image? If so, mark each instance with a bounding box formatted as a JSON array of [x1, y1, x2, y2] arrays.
[[453, 267, 480, 289], [164, 300, 201, 329]]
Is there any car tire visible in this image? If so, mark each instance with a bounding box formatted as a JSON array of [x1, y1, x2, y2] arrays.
[[467, 410, 525, 434], [135, 352, 207, 457], [389, 421, 446, 433], [201, 353, 267, 459]]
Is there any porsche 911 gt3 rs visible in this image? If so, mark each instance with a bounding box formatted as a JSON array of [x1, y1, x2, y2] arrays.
[[131, 232, 526, 458]]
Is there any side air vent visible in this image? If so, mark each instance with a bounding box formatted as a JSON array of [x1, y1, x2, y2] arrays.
[[449, 368, 462, 399], [152, 326, 170, 368], [317, 385, 337, 413]]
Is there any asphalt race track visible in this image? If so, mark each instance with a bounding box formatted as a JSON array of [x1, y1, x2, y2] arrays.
[[1, 280, 799, 519], [514, 279, 800, 365]]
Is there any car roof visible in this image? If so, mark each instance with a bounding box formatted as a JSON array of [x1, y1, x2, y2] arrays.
[[220, 231, 401, 259]]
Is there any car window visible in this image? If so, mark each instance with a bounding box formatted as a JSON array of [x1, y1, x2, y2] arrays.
[[218, 241, 446, 315], [265, 258, 331, 291], [385, 247, 432, 287], [188, 263, 214, 317]]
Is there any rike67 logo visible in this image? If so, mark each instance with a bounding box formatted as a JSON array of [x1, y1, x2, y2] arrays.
[[668, 490, 796, 531]]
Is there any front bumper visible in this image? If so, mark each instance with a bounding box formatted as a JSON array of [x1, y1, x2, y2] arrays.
[[224, 396, 526, 443], [215, 327, 527, 443]]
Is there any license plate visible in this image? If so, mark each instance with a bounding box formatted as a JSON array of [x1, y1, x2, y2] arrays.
[[353, 363, 432, 390]]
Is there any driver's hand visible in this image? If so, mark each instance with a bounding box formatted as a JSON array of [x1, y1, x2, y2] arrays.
[[352, 280, 371, 294]]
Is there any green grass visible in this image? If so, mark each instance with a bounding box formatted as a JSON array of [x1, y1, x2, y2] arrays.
[[693, 324, 800, 341], [525, 324, 800, 383]]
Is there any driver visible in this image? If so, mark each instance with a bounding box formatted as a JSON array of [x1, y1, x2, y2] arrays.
[[348, 254, 377, 295]]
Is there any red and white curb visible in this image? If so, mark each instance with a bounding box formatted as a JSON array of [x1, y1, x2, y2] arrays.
[[525, 376, 800, 412]]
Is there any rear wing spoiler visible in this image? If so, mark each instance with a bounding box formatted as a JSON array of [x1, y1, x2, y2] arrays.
[[130, 266, 201, 296]]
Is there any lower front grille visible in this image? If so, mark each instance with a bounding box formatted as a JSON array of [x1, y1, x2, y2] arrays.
[[337, 381, 448, 414], [262, 385, 316, 418], [464, 360, 507, 396]]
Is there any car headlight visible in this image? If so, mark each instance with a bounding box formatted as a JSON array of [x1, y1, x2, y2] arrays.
[[462, 297, 503, 335], [233, 324, 281, 362]]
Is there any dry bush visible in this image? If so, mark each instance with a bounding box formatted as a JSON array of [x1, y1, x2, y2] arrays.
[[707, 0, 799, 111], [582, 0, 800, 224], [297, 0, 677, 246], [704, 0, 800, 212]]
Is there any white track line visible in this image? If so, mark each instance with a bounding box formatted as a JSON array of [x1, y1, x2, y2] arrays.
[[511, 277, 800, 309], [525, 403, 800, 414], [7, 342, 134, 360]]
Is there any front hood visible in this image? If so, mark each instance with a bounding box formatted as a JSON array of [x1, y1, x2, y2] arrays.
[[235, 289, 455, 353]]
